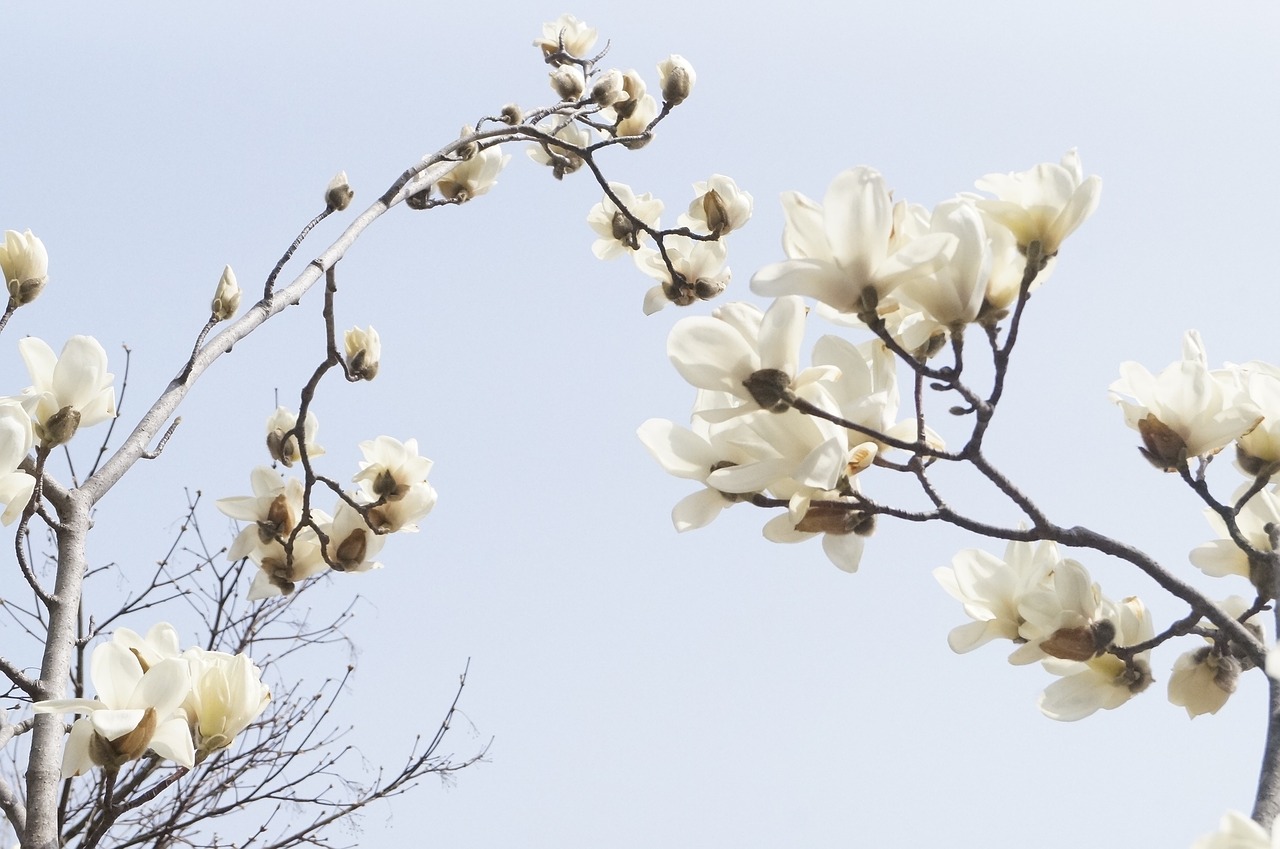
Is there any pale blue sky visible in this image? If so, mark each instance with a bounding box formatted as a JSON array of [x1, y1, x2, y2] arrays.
[[3, 2, 1279, 846]]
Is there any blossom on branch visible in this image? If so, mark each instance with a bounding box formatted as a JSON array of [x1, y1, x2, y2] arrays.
[[344, 325, 381, 381], [974, 149, 1101, 260], [352, 435, 438, 533], [679, 175, 752, 239], [1188, 484, 1280, 588], [1192, 810, 1278, 849], [434, 140, 510, 203], [265, 406, 325, 467], [526, 119, 593, 179], [0, 401, 35, 524], [1110, 331, 1262, 470], [657, 54, 695, 106], [587, 182, 663, 260], [182, 646, 271, 759], [751, 167, 955, 317], [32, 641, 194, 776], [211, 265, 241, 322], [1, 228, 49, 307], [534, 14, 598, 64], [636, 235, 729, 314], [1037, 596, 1153, 721], [15, 335, 116, 448]]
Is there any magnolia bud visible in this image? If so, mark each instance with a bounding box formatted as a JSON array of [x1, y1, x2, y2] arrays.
[[657, 55, 695, 106], [590, 69, 628, 107], [211, 265, 241, 322], [549, 65, 585, 101], [1, 229, 49, 308], [344, 325, 381, 381], [499, 103, 524, 125], [325, 171, 354, 211]]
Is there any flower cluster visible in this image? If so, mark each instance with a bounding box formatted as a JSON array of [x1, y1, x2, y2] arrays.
[[641, 297, 920, 572], [33, 623, 270, 776], [934, 539, 1154, 720], [218, 410, 436, 599]]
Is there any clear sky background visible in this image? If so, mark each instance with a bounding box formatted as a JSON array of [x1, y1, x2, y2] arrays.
[[3, 2, 1279, 847]]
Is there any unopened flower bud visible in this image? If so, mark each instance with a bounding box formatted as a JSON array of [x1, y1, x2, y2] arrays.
[[657, 55, 695, 106], [1, 229, 49, 308], [590, 69, 628, 107], [499, 103, 524, 125], [344, 325, 381, 381], [325, 171, 354, 211], [549, 65, 585, 101], [211, 265, 241, 322]]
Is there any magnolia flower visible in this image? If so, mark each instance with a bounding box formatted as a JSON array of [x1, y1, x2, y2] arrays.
[[344, 325, 380, 381], [1, 229, 48, 307], [1188, 484, 1280, 586], [1235, 361, 1280, 476], [183, 647, 270, 758], [897, 199, 990, 329], [1010, 557, 1110, 666], [761, 494, 872, 573], [211, 265, 241, 322], [974, 149, 1101, 259], [1110, 331, 1263, 469], [666, 296, 837, 414], [32, 641, 194, 776], [325, 170, 353, 211], [325, 500, 386, 572], [534, 13, 598, 62], [636, 235, 729, 315], [352, 435, 437, 533], [265, 407, 324, 467], [1038, 596, 1152, 721], [217, 466, 331, 598], [1191, 811, 1278, 849], [588, 183, 663, 260], [112, 622, 182, 670], [526, 119, 593, 179], [434, 143, 510, 203], [16, 335, 116, 447], [657, 54, 695, 105], [933, 539, 1058, 654], [1168, 647, 1240, 718], [679, 175, 753, 238], [751, 167, 955, 315], [0, 401, 34, 524], [590, 69, 628, 108], [637, 416, 748, 532], [615, 93, 658, 148]]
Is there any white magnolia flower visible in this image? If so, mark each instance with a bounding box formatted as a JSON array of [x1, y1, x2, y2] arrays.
[[751, 167, 955, 315], [975, 149, 1101, 258], [548, 64, 586, 100], [1, 229, 49, 306], [1038, 596, 1153, 721], [32, 641, 194, 776], [636, 235, 729, 314], [1168, 646, 1239, 718], [666, 296, 836, 414], [637, 416, 747, 532], [16, 335, 116, 447], [0, 401, 34, 524], [352, 435, 437, 533], [1189, 484, 1280, 584], [1191, 810, 1278, 849], [897, 199, 990, 328], [211, 265, 241, 322], [534, 14, 598, 62], [265, 406, 325, 467], [657, 54, 695, 105], [344, 325, 380, 381], [1110, 331, 1263, 469], [325, 500, 386, 573], [434, 144, 510, 203], [588, 183, 663, 260], [217, 466, 330, 598], [679, 175, 753, 238], [182, 646, 270, 758], [111, 622, 182, 670], [615, 93, 658, 148], [527, 119, 593, 178], [1010, 557, 1109, 665], [1235, 361, 1280, 476], [934, 539, 1057, 654]]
